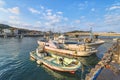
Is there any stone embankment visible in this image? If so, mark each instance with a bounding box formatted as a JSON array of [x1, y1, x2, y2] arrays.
[[85, 41, 120, 80]]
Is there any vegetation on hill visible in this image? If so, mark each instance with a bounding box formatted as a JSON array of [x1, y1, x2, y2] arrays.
[[66, 30, 90, 33], [0, 24, 12, 29]]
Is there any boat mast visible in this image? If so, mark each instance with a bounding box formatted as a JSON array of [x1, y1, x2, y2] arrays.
[[89, 27, 94, 40]]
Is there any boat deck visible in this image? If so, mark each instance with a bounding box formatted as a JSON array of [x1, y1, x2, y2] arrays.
[[44, 56, 55, 61]]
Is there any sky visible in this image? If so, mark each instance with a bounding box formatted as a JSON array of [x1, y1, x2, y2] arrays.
[[0, 0, 120, 32]]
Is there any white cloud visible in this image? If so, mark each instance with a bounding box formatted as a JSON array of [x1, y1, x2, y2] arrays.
[[104, 14, 120, 25], [109, 6, 120, 10], [57, 11, 63, 15], [85, 22, 95, 27], [43, 14, 62, 27], [8, 7, 20, 15], [46, 11, 52, 16], [63, 17, 68, 21], [74, 20, 80, 24], [40, 5, 44, 10], [91, 8, 95, 11], [34, 21, 43, 28], [9, 16, 19, 20], [78, 1, 88, 10], [0, 7, 8, 12], [0, 0, 5, 7], [29, 8, 40, 14], [9, 20, 21, 25], [46, 9, 52, 12]]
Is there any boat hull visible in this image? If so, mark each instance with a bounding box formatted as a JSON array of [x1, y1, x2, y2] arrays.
[[41, 60, 77, 74], [85, 40, 105, 49], [44, 46, 97, 57]]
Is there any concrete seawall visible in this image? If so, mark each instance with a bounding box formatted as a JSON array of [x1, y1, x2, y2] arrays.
[[85, 40, 120, 80]]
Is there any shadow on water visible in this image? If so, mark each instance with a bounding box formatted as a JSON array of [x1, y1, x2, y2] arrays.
[[40, 65, 80, 80]]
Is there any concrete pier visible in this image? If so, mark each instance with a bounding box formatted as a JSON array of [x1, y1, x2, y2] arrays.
[[85, 39, 120, 80]]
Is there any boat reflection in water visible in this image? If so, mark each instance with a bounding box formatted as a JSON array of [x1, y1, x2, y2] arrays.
[[76, 54, 100, 79], [78, 54, 100, 66]]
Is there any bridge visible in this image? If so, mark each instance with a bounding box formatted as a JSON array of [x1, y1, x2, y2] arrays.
[[65, 32, 120, 37]]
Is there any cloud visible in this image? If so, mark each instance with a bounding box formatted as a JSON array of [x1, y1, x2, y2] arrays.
[[29, 8, 40, 14], [91, 8, 95, 11], [63, 17, 68, 21], [46, 9, 52, 12], [57, 11, 63, 15], [9, 20, 21, 25], [33, 21, 43, 28], [109, 6, 120, 10], [74, 20, 80, 24], [78, 1, 88, 10], [8, 7, 20, 15], [9, 16, 19, 20], [38, 7, 66, 27], [8, 20, 33, 29], [91, 14, 120, 32], [104, 14, 120, 25], [0, 7, 8, 12], [43, 13, 63, 27], [85, 22, 95, 27], [40, 5, 44, 10], [107, 2, 120, 11], [0, 0, 5, 7]]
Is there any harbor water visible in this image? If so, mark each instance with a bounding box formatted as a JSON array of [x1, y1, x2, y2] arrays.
[[0, 37, 113, 80]]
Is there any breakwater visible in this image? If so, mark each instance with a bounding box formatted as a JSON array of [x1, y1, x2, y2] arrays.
[[85, 40, 120, 80]]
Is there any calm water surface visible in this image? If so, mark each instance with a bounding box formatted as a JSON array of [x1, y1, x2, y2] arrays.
[[0, 37, 113, 80]]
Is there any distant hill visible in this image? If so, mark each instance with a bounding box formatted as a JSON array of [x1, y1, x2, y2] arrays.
[[66, 30, 90, 33], [0, 24, 42, 34], [0, 24, 13, 29]]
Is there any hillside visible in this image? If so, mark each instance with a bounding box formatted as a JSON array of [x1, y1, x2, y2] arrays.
[[0, 24, 13, 29], [66, 30, 90, 33]]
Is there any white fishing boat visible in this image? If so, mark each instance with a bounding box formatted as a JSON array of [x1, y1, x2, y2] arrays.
[[37, 40, 97, 56]]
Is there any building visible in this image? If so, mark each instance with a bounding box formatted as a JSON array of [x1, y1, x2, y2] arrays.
[[3, 29, 12, 35]]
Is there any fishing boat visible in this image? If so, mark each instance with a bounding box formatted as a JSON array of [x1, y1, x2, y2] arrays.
[[54, 28, 105, 49], [37, 40, 97, 56], [83, 39, 105, 49], [30, 50, 81, 74], [38, 34, 104, 51]]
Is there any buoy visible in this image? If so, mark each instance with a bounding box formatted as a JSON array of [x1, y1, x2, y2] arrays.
[[105, 65, 110, 69]]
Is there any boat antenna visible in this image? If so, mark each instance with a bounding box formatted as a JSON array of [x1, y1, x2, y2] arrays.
[[89, 27, 93, 39]]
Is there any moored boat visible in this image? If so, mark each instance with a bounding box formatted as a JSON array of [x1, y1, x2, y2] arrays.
[[30, 51, 81, 74], [38, 35, 105, 50], [83, 39, 105, 49], [37, 40, 97, 57]]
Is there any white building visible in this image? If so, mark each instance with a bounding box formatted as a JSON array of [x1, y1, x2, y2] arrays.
[[3, 29, 12, 34]]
